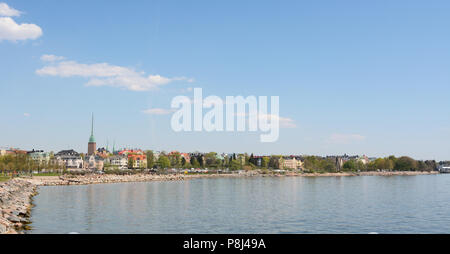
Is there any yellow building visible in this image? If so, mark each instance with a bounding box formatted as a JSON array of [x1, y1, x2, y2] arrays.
[[283, 157, 304, 170]]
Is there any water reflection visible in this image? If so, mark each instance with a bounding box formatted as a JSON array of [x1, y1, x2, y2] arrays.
[[30, 175, 450, 234]]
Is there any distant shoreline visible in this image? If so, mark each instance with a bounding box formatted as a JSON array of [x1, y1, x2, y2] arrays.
[[20, 170, 440, 186]]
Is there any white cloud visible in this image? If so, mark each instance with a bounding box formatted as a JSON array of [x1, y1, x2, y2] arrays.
[[258, 114, 297, 128], [276, 116, 297, 128], [0, 3, 21, 17], [142, 108, 296, 128], [328, 134, 366, 144], [0, 3, 42, 42], [23, 113, 30, 117], [36, 57, 193, 91], [0, 17, 42, 41], [142, 108, 175, 115], [40, 54, 65, 62], [233, 112, 297, 129]]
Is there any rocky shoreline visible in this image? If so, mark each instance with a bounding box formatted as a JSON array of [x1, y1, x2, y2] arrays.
[[0, 179, 37, 234], [21, 170, 440, 187], [20, 172, 261, 186], [285, 171, 440, 177]]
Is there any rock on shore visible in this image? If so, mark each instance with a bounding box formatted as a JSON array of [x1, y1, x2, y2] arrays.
[[20, 171, 265, 187], [21, 170, 439, 187], [0, 179, 37, 234], [22, 173, 248, 186]]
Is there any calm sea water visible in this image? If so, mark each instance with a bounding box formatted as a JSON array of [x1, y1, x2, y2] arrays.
[[29, 175, 450, 234]]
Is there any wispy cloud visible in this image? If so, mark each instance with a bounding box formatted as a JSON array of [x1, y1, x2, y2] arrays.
[[23, 113, 30, 117], [0, 3, 42, 42], [256, 114, 297, 128], [232, 112, 298, 129], [40, 54, 65, 62], [36, 56, 194, 91], [0, 2, 21, 17], [275, 116, 297, 128], [142, 107, 296, 128], [328, 133, 366, 144], [142, 108, 176, 115]]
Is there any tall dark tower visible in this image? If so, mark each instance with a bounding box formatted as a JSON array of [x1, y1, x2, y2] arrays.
[[88, 114, 96, 155]]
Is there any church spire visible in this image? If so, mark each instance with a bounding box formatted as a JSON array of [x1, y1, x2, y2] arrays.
[[91, 113, 94, 136], [89, 113, 95, 143], [88, 113, 97, 155]]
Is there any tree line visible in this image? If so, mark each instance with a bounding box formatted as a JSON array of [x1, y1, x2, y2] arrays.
[[145, 151, 286, 171], [343, 156, 436, 172], [1, 152, 439, 174], [302, 155, 437, 172], [0, 154, 63, 175]]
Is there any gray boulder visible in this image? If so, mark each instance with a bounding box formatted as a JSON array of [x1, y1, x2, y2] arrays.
[[0, 223, 6, 234]]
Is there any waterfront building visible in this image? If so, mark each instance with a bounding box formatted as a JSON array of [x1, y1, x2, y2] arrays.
[[253, 156, 267, 167], [117, 149, 147, 169], [96, 158, 104, 171], [357, 155, 370, 165], [55, 150, 84, 170], [256, 157, 262, 167], [438, 165, 450, 173], [153, 151, 161, 161], [3, 150, 16, 155], [96, 147, 109, 159], [215, 153, 224, 161], [105, 155, 128, 170], [221, 153, 229, 161], [86, 155, 96, 170], [118, 149, 144, 156], [28, 150, 50, 165], [181, 153, 191, 162], [237, 154, 246, 166], [88, 114, 96, 156], [85, 154, 105, 171], [282, 156, 304, 170], [1, 148, 27, 155], [128, 154, 147, 169]]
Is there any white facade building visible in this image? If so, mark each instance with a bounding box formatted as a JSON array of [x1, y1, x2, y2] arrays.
[[28, 150, 50, 165], [55, 150, 84, 170], [106, 155, 128, 170]]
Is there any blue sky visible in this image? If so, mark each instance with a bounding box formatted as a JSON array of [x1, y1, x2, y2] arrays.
[[1, 0, 449, 160]]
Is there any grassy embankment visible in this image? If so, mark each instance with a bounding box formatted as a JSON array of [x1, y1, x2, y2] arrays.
[[0, 172, 62, 182], [0, 175, 11, 182], [32, 172, 62, 177]]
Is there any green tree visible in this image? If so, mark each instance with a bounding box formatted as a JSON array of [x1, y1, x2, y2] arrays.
[[204, 152, 218, 168], [262, 156, 270, 169], [168, 152, 182, 168], [158, 155, 171, 169], [128, 157, 135, 169], [303, 156, 337, 172], [192, 159, 200, 168], [146, 150, 154, 169], [230, 159, 242, 171], [269, 156, 282, 169], [394, 156, 418, 171]]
